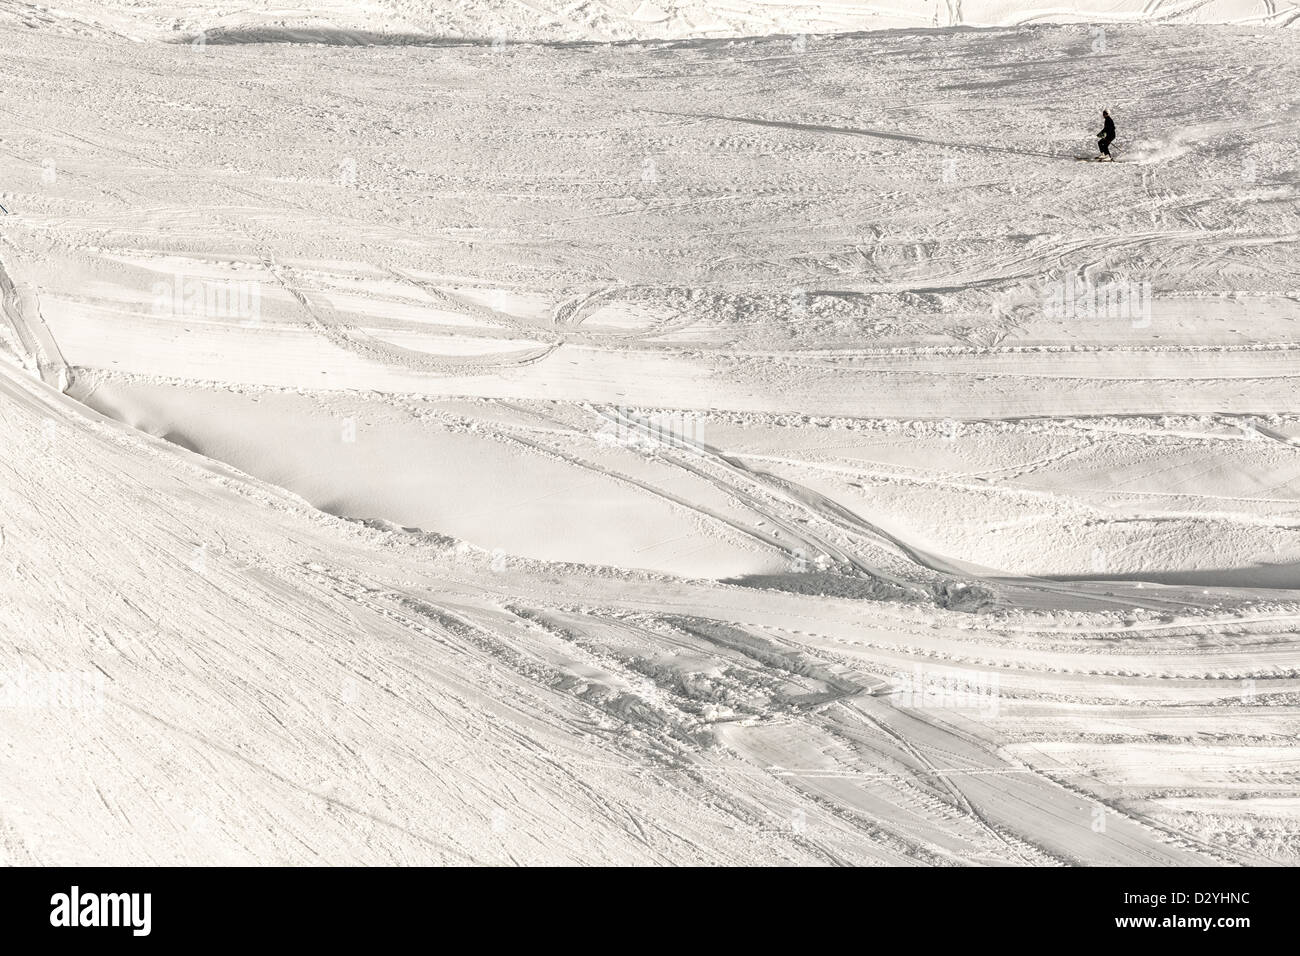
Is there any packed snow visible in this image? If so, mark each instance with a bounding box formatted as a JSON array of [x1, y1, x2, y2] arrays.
[[1, 2, 1298, 865]]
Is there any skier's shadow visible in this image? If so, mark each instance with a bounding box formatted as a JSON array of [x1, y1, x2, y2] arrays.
[[655, 109, 1060, 160]]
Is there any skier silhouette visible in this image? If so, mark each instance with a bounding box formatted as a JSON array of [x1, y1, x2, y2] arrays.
[[1097, 109, 1116, 161]]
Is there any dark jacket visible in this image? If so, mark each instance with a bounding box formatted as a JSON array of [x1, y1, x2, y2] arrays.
[[1100, 114, 1116, 139]]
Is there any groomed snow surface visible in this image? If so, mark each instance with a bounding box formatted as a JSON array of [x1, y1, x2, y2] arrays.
[[1, 5, 1299, 865]]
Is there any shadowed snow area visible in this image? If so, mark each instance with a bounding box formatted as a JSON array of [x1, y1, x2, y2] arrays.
[[1, 5, 1299, 865]]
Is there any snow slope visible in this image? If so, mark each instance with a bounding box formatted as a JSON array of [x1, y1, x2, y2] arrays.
[[1, 16, 1298, 864], [6, 0, 1297, 41], [379, 0, 1300, 41], [4, 354, 1294, 866]]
